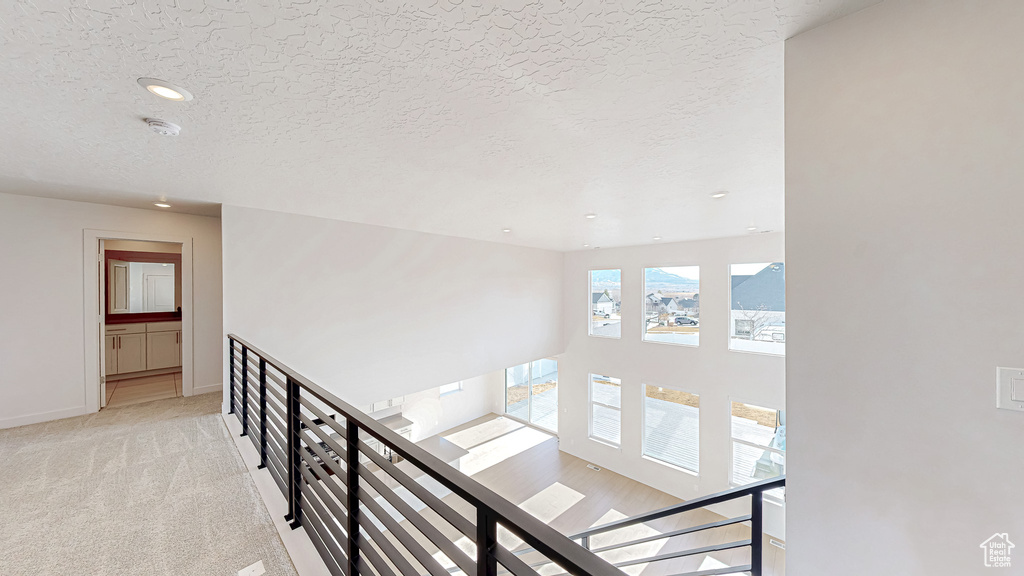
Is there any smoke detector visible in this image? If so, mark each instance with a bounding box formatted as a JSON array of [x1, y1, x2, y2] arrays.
[[145, 118, 181, 136]]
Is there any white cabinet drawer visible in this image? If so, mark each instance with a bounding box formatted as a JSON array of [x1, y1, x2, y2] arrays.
[[105, 323, 146, 335], [147, 321, 182, 332]]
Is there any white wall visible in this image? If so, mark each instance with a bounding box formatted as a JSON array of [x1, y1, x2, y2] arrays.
[[0, 193, 223, 427], [391, 371, 504, 443], [786, 1, 1024, 573], [558, 232, 786, 536], [222, 205, 563, 408]]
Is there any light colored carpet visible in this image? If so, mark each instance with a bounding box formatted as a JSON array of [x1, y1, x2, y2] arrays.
[[0, 393, 298, 576]]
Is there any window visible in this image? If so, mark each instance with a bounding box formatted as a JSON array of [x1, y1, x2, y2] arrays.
[[643, 266, 700, 346], [731, 402, 785, 499], [730, 262, 785, 355], [643, 385, 699, 473], [589, 269, 621, 338], [589, 374, 621, 446], [439, 382, 462, 396], [504, 359, 558, 432]]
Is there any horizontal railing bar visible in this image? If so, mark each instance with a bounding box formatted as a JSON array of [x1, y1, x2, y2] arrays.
[[300, 463, 349, 528], [355, 481, 450, 576], [494, 543, 543, 576], [298, 396, 349, 440], [266, 452, 287, 493], [230, 334, 623, 576], [300, 482, 350, 575], [265, 367, 286, 387], [356, 434, 475, 539], [572, 477, 784, 540], [355, 533, 389, 576], [301, 427, 350, 488], [299, 412, 348, 465], [357, 460, 475, 576], [354, 513, 409, 576], [668, 564, 753, 576], [612, 539, 752, 568], [587, 515, 752, 554], [266, 406, 287, 436], [265, 380, 287, 404]]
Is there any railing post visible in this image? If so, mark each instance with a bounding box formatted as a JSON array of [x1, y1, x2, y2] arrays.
[[240, 347, 249, 437], [258, 358, 268, 470], [477, 507, 497, 576], [750, 490, 764, 576], [346, 422, 361, 574], [580, 535, 590, 550], [228, 338, 236, 415], [286, 377, 303, 529]]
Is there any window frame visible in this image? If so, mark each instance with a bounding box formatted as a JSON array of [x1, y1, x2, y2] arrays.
[[729, 399, 786, 502], [439, 381, 463, 396], [641, 383, 700, 474], [588, 373, 622, 447], [641, 265, 701, 348], [588, 269, 621, 340], [503, 359, 558, 433], [728, 261, 786, 356]]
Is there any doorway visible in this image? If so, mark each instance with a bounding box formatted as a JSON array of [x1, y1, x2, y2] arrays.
[[102, 240, 183, 408], [83, 230, 195, 413]]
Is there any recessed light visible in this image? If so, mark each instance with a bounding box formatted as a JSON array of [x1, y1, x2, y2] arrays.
[[154, 203, 171, 208], [711, 191, 728, 199], [137, 78, 193, 101], [502, 228, 512, 233], [747, 226, 758, 232], [585, 213, 597, 219], [583, 244, 590, 247], [652, 236, 662, 241]]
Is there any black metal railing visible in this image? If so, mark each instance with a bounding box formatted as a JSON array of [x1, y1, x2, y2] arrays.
[[228, 335, 625, 576], [228, 334, 783, 576], [513, 476, 786, 576]]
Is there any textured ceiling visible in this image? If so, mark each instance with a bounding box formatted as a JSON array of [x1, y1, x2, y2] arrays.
[[0, 0, 879, 250]]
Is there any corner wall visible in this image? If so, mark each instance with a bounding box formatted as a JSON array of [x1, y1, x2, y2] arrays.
[[558, 232, 786, 536], [0, 193, 223, 427], [221, 205, 563, 407], [786, 1, 1024, 573]]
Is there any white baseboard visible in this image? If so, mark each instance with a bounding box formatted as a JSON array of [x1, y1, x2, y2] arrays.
[[192, 383, 222, 396], [0, 405, 90, 429]]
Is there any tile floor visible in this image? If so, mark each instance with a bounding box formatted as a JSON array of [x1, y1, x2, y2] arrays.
[[105, 371, 182, 408]]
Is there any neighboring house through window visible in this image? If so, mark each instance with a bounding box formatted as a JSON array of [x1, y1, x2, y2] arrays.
[[730, 262, 785, 355]]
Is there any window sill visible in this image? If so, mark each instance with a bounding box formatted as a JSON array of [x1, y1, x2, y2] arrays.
[[588, 436, 621, 450], [642, 454, 699, 477]]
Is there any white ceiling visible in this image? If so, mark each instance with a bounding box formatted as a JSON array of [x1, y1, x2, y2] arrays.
[[0, 0, 879, 251]]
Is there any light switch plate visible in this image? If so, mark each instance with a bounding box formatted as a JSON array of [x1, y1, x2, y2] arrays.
[[996, 367, 1024, 411]]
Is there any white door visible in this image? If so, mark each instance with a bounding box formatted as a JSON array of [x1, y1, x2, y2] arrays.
[[117, 333, 146, 374], [99, 241, 107, 407], [146, 330, 181, 370], [143, 273, 175, 312]]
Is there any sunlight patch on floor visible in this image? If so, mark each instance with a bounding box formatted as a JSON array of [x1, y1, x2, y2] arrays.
[[588, 509, 666, 576], [520, 482, 586, 524], [699, 555, 729, 570], [493, 482, 587, 553], [450, 425, 551, 477], [442, 416, 535, 450]]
